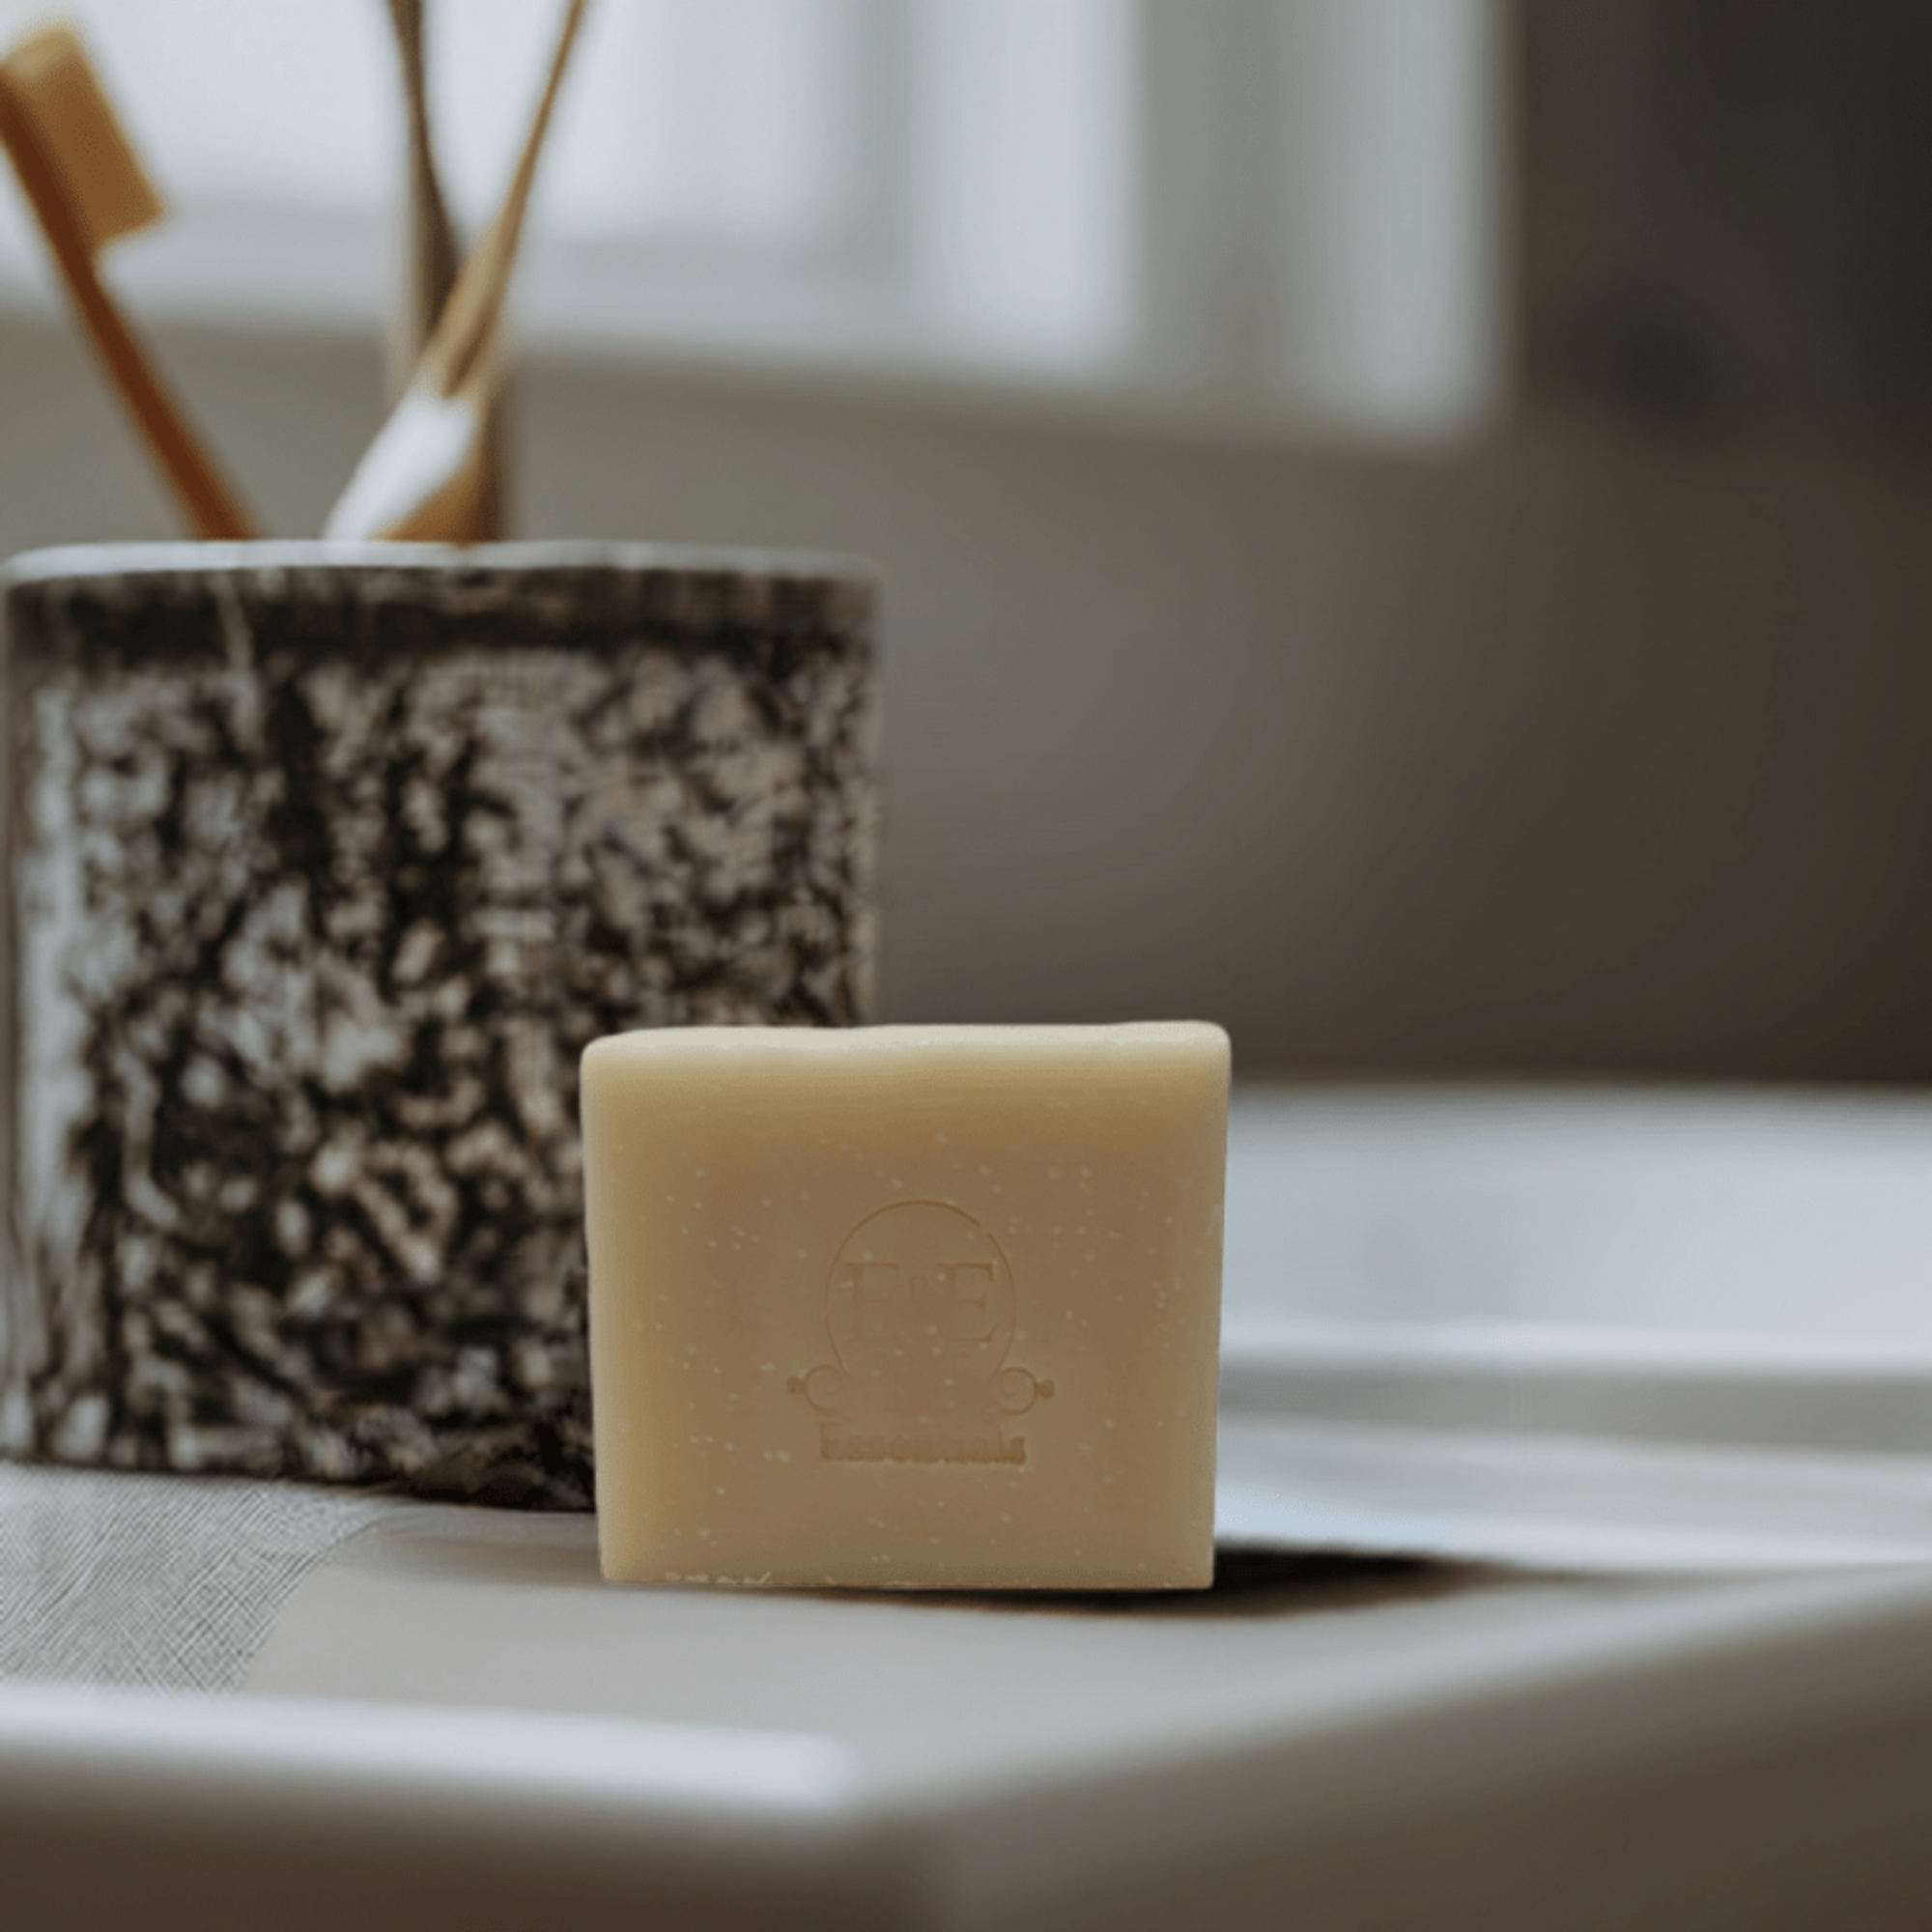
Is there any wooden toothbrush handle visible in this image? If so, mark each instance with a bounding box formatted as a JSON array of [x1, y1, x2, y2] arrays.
[[0, 74, 258, 542], [427, 0, 587, 399]]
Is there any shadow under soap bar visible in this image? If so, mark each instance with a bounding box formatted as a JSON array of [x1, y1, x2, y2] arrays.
[[582, 1023, 1229, 1590]]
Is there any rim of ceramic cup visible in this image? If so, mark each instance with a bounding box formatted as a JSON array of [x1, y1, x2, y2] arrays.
[[0, 537, 880, 592]]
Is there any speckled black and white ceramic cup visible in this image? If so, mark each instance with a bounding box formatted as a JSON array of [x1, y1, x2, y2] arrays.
[[0, 542, 879, 1507]]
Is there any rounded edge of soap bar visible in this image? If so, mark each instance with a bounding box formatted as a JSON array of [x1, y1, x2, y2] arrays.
[[582, 1019, 1232, 1063]]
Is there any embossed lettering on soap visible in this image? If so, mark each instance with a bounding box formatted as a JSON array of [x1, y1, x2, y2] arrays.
[[789, 1201, 1053, 1463]]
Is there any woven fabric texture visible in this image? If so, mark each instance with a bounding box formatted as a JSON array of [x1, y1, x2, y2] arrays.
[[0, 1464, 384, 1690]]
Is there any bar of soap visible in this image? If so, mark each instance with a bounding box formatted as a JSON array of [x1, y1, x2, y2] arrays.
[[582, 1022, 1229, 1591]]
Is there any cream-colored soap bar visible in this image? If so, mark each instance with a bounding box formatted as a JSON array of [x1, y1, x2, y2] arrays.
[[582, 1022, 1229, 1591]]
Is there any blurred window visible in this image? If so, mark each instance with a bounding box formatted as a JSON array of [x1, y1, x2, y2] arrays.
[[0, 0, 1503, 433]]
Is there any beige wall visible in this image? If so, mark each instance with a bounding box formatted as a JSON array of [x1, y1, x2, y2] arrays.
[[5, 312, 1932, 1081]]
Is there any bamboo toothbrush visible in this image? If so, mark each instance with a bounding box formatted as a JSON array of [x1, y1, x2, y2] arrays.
[[384, 0, 504, 539], [327, 0, 587, 542], [387, 0, 461, 374], [0, 22, 257, 540]]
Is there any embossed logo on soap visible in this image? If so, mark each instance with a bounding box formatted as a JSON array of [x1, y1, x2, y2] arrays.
[[789, 1202, 1052, 1464]]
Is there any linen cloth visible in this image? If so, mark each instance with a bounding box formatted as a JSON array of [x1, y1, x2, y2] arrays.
[[0, 1463, 384, 1690]]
